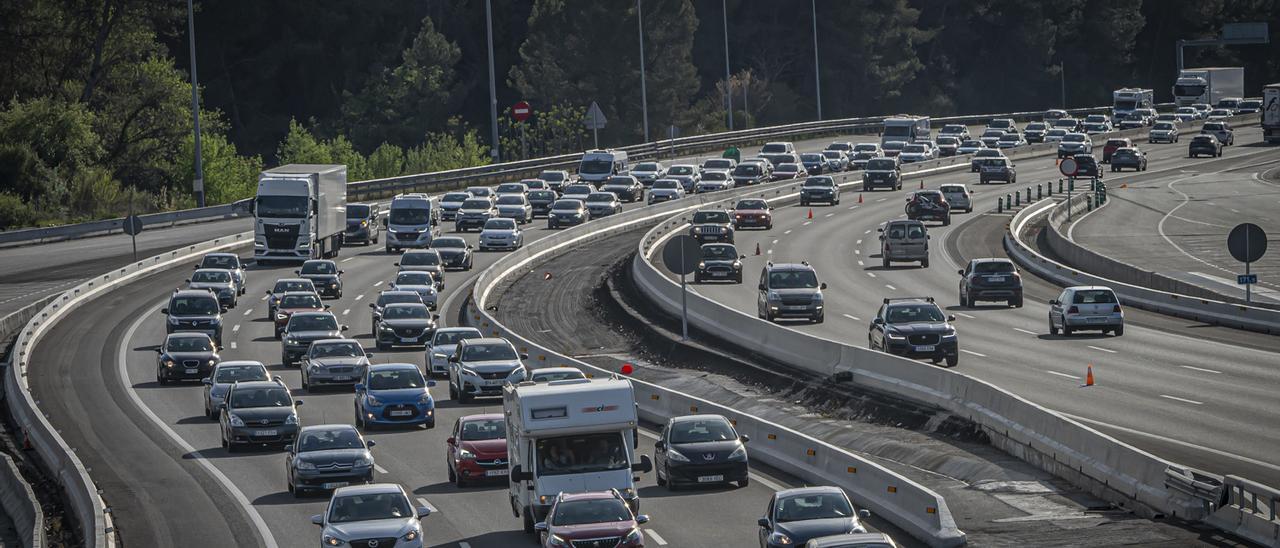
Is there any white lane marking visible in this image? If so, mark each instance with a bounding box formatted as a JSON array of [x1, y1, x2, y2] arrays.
[[957, 312, 976, 319], [230, 342, 238, 350], [416, 497, 439, 514], [854, 249, 860, 255], [824, 213, 835, 218], [340, 257, 355, 263], [857, 260, 864, 266], [1159, 394, 1204, 405], [876, 198, 886, 202], [866, 272, 877, 278], [855, 239, 862, 245], [848, 205, 859, 210], [1229, 208, 1240, 213], [1061, 412, 1280, 473], [1179, 365, 1222, 374], [1044, 370, 1081, 380], [766, 249, 773, 255], [232, 324, 241, 333], [885, 284, 897, 291], [646, 529, 669, 546], [803, 221, 812, 226], [120, 302, 279, 548], [1087, 345, 1117, 354], [341, 308, 350, 316], [374, 464, 389, 474], [242, 308, 253, 317], [961, 349, 986, 357], [374, 280, 384, 287], [772, 239, 779, 245], [355, 294, 365, 301], [1013, 327, 1037, 335], [842, 313, 861, 322], [260, 294, 269, 301], [784, 229, 792, 235], [864, 229, 871, 234]]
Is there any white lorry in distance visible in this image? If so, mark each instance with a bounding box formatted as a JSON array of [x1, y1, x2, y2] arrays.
[[1173, 67, 1244, 107], [504, 377, 652, 533], [1112, 88, 1154, 119], [881, 115, 931, 146], [384, 193, 438, 253], [577, 149, 629, 186], [253, 164, 346, 263], [1262, 83, 1280, 144]]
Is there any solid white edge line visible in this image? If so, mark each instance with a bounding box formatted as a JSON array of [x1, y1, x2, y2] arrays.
[[120, 301, 279, 548], [646, 529, 669, 545], [1060, 412, 1280, 473]]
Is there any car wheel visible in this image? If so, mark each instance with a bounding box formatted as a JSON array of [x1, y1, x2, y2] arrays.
[[1011, 297, 1023, 308], [737, 477, 750, 488], [666, 466, 679, 491], [448, 381, 458, 400], [354, 407, 366, 430], [1062, 325, 1073, 336], [455, 469, 467, 488], [447, 462, 457, 483], [301, 374, 310, 392], [882, 257, 890, 268], [942, 215, 950, 226], [813, 313, 824, 324], [958, 291, 968, 307], [655, 466, 666, 486], [523, 507, 536, 534], [458, 389, 472, 404], [1114, 326, 1124, 337], [157, 370, 167, 385], [945, 355, 958, 367], [921, 258, 930, 268]]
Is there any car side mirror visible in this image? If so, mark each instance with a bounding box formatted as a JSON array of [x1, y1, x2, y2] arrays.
[[354, 383, 365, 392], [324, 305, 331, 309], [426, 380, 437, 387], [533, 522, 549, 533], [446, 437, 456, 445], [948, 315, 956, 322], [467, 244, 473, 249], [341, 325, 349, 331], [368, 303, 376, 308], [740, 255, 747, 260], [740, 434, 750, 443], [757, 283, 766, 290], [636, 514, 650, 525], [519, 353, 529, 360], [859, 509, 872, 519], [448, 355, 458, 363], [417, 506, 432, 518], [631, 454, 653, 473], [381, 218, 388, 227], [958, 269, 965, 275], [201, 378, 212, 385], [1048, 299, 1059, 305], [510, 465, 532, 481], [365, 352, 374, 358], [432, 314, 440, 321], [873, 318, 885, 325], [654, 440, 665, 451], [294, 400, 304, 406], [758, 517, 771, 529], [184, 279, 191, 283], [294, 270, 300, 275], [311, 514, 324, 526], [820, 282, 828, 290], [220, 306, 228, 313], [366, 440, 376, 449], [338, 270, 344, 275], [264, 290, 271, 295], [877, 227, 884, 232], [393, 263, 400, 267]]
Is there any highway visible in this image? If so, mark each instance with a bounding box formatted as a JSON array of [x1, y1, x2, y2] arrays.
[[650, 125, 1280, 488]]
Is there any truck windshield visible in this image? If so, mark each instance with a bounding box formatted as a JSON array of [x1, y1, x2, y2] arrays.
[[1174, 84, 1205, 97], [346, 205, 370, 219], [536, 432, 628, 476], [883, 125, 911, 137], [390, 208, 431, 225], [255, 196, 307, 218], [579, 159, 613, 175]]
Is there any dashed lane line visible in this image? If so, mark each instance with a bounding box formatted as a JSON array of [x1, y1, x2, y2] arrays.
[[866, 272, 877, 278], [842, 313, 861, 322], [1013, 327, 1037, 335], [957, 312, 975, 319], [1179, 365, 1222, 374], [342, 308, 350, 316], [885, 284, 897, 291], [1159, 394, 1204, 405], [232, 324, 240, 332], [374, 280, 384, 287], [961, 349, 986, 357], [646, 530, 669, 546], [242, 308, 253, 317], [416, 497, 439, 514], [1044, 370, 1081, 380], [1087, 345, 1117, 354]]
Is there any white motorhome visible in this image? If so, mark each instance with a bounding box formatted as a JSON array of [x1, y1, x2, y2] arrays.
[[384, 193, 438, 253], [577, 149, 629, 185], [1262, 83, 1280, 144], [253, 164, 346, 263], [1173, 67, 1244, 107], [504, 377, 651, 533], [1112, 88, 1153, 119], [881, 115, 931, 146]]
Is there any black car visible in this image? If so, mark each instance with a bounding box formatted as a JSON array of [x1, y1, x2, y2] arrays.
[[287, 424, 376, 496], [547, 199, 588, 229], [861, 158, 901, 191], [156, 332, 220, 384], [731, 163, 768, 186], [905, 190, 951, 225], [374, 303, 439, 351], [297, 260, 343, 299], [265, 278, 317, 319], [281, 311, 348, 367], [1072, 154, 1102, 179], [799, 176, 840, 205], [958, 258, 1023, 307], [758, 486, 871, 548], [689, 209, 735, 244], [344, 203, 381, 245], [601, 175, 644, 202], [694, 243, 745, 283], [396, 250, 445, 290], [1188, 135, 1223, 158], [220, 379, 302, 451], [368, 290, 424, 334], [432, 237, 473, 270], [868, 297, 958, 367], [1109, 147, 1147, 172], [527, 190, 557, 217], [655, 414, 749, 490], [163, 289, 224, 345]]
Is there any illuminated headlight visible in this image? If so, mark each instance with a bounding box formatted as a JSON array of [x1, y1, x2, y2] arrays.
[[379, 323, 394, 332], [732, 261, 742, 269], [295, 460, 316, 470], [729, 444, 748, 461], [229, 414, 245, 427], [360, 220, 368, 227], [432, 353, 447, 360], [768, 532, 793, 545], [365, 395, 383, 406], [285, 413, 298, 425], [667, 448, 690, 462], [401, 528, 420, 542], [885, 331, 906, 341], [323, 534, 345, 546], [206, 359, 217, 367], [457, 448, 475, 460], [942, 328, 957, 339], [697, 261, 706, 269], [546, 534, 570, 548]]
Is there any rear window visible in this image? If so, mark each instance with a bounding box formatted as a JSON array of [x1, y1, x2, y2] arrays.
[[1072, 290, 1117, 304], [974, 261, 1015, 274]]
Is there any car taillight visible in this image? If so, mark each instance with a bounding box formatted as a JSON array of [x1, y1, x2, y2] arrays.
[[1068, 306, 1079, 314], [1113, 305, 1122, 313]]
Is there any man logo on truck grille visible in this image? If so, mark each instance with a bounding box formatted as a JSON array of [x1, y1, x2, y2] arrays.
[[581, 405, 619, 413]]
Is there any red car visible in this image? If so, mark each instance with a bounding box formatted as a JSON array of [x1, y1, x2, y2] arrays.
[[732, 198, 773, 230], [536, 489, 649, 548], [1101, 137, 1131, 163], [272, 291, 326, 339], [446, 413, 509, 487]]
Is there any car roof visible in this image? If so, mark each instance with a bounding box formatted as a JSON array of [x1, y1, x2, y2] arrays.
[[557, 490, 623, 503], [460, 412, 504, 422], [436, 327, 482, 334], [303, 259, 335, 265], [300, 423, 359, 434], [368, 362, 419, 372], [379, 290, 420, 296], [204, 253, 239, 259], [172, 289, 217, 298], [312, 338, 359, 346], [775, 485, 846, 499], [384, 302, 427, 309], [1065, 285, 1114, 292], [670, 414, 731, 425], [805, 533, 896, 547], [291, 311, 335, 319], [333, 483, 405, 497], [231, 380, 284, 389], [279, 291, 319, 298], [972, 258, 1013, 264], [166, 332, 212, 340], [460, 337, 512, 347], [532, 367, 583, 375], [767, 262, 815, 271], [274, 278, 311, 285]]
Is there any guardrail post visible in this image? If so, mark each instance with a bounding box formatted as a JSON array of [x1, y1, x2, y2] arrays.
[[997, 196, 1003, 213], [1014, 191, 1021, 207], [1026, 187, 1032, 203], [1037, 184, 1043, 200], [1086, 194, 1093, 211], [1058, 178, 1063, 193]]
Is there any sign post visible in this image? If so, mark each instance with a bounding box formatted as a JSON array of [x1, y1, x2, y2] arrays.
[[512, 101, 531, 159], [661, 235, 702, 340], [1227, 223, 1268, 303], [1059, 157, 1079, 220], [584, 101, 607, 149], [122, 189, 144, 263]]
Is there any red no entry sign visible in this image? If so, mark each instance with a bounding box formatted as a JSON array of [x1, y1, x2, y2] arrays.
[[512, 101, 531, 122]]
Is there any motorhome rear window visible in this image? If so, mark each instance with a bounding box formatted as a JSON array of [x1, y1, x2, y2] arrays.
[[531, 407, 568, 420]]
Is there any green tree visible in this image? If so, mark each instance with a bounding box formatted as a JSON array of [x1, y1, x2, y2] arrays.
[[171, 132, 263, 205], [93, 55, 201, 193], [0, 97, 101, 203], [367, 143, 407, 178], [325, 135, 372, 181], [275, 119, 332, 165], [404, 124, 490, 174], [498, 103, 588, 161]]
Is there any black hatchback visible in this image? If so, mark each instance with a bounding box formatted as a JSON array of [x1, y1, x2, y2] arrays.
[[654, 414, 749, 490]]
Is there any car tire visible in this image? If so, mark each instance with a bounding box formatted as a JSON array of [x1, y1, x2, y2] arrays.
[[921, 258, 930, 268], [958, 291, 968, 307], [458, 389, 472, 404], [455, 469, 467, 488], [882, 257, 890, 269], [523, 507, 535, 533], [942, 215, 950, 226], [813, 313, 824, 324], [354, 407, 366, 430], [157, 370, 168, 385], [1062, 325, 1073, 336], [301, 374, 310, 392], [448, 381, 458, 400], [1011, 297, 1023, 308], [945, 355, 958, 367], [737, 477, 750, 488], [1049, 319, 1059, 336], [1114, 326, 1124, 337], [655, 467, 666, 486]]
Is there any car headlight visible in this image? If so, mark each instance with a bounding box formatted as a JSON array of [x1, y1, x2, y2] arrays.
[[692, 226, 703, 234], [667, 448, 690, 463], [457, 448, 475, 460], [167, 315, 179, 325], [163, 359, 175, 368], [360, 220, 368, 227], [353, 455, 373, 467], [460, 367, 478, 377], [378, 323, 394, 332], [732, 261, 741, 268], [365, 395, 382, 406], [432, 353, 447, 361], [697, 261, 706, 269], [295, 460, 316, 470], [546, 534, 571, 548], [207, 359, 217, 367], [942, 328, 957, 339], [885, 331, 906, 341], [401, 528, 420, 542], [229, 414, 245, 427], [285, 413, 298, 425], [418, 392, 433, 405], [624, 527, 643, 543], [768, 532, 793, 545], [323, 534, 345, 546], [729, 444, 748, 461]]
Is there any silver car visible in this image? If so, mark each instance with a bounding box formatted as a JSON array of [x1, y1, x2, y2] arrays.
[[585, 192, 623, 218], [312, 484, 429, 548], [495, 194, 533, 224], [1056, 133, 1093, 158], [630, 161, 666, 185], [390, 271, 439, 310], [300, 339, 370, 391], [438, 192, 471, 221], [427, 327, 484, 376], [188, 269, 238, 309], [879, 220, 929, 268], [647, 179, 686, 204], [478, 218, 524, 251], [495, 182, 528, 197], [695, 171, 734, 193], [938, 184, 972, 213], [666, 164, 701, 192], [196, 253, 246, 295], [1048, 286, 1124, 336], [202, 360, 270, 419]]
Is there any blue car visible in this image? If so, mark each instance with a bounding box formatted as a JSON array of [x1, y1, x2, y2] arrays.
[[354, 363, 437, 429]]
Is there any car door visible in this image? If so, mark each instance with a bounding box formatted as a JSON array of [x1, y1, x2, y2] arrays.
[[448, 419, 461, 467], [759, 495, 776, 548], [904, 223, 928, 256], [757, 269, 769, 315], [1050, 289, 1070, 327]]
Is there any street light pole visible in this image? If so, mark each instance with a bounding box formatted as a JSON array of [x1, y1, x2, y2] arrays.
[[637, 0, 650, 142], [723, 0, 732, 130], [811, 0, 822, 120], [186, 0, 205, 207], [485, 0, 501, 163]]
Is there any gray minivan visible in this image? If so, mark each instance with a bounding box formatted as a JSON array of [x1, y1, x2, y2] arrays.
[[879, 219, 929, 268]]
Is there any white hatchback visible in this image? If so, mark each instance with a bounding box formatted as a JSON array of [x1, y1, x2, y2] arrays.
[[1048, 286, 1124, 336], [938, 184, 972, 213]]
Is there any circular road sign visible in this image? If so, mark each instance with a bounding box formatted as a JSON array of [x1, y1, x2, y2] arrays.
[[1227, 223, 1267, 263], [1058, 157, 1078, 178], [122, 215, 144, 236], [661, 235, 702, 276], [512, 101, 532, 122]]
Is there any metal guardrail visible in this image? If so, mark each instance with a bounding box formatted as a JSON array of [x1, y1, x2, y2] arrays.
[[1207, 476, 1280, 547]]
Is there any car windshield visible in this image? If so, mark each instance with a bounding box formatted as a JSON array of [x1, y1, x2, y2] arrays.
[[433, 237, 466, 249], [936, 137, 957, 145], [886, 304, 945, 323], [999, 134, 1019, 141], [213, 364, 267, 383], [192, 271, 230, 283], [461, 343, 518, 361], [530, 191, 556, 200], [346, 205, 370, 219], [733, 164, 761, 175], [652, 181, 679, 190], [776, 493, 854, 523], [975, 150, 1002, 158], [461, 199, 491, 210], [564, 185, 592, 196], [1154, 123, 1175, 130], [389, 207, 431, 225], [327, 492, 413, 524], [229, 387, 291, 408], [980, 158, 1007, 167], [974, 261, 1015, 274], [769, 270, 819, 289], [531, 370, 586, 382], [201, 255, 238, 269], [311, 342, 363, 358], [804, 178, 834, 188], [702, 172, 728, 181], [736, 199, 767, 210], [668, 166, 694, 175], [254, 195, 307, 218], [1046, 129, 1066, 136], [1114, 149, 1136, 156], [669, 419, 736, 443], [942, 126, 965, 133], [497, 196, 525, 205], [443, 193, 470, 203], [396, 272, 433, 286], [705, 159, 733, 169], [289, 315, 337, 331], [580, 159, 613, 174], [635, 162, 660, 171], [586, 193, 615, 203], [170, 296, 219, 315], [960, 140, 982, 147], [940, 185, 965, 194], [401, 252, 440, 266], [1026, 123, 1046, 130], [853, 144, 878, 152], [551, 200, 583, 211], [1055, 119, 1077, 127], [1064, 134, 1085, 142], [383, 305, 428, 320], [1106, 140, 1128, 147], [274, 280, 313, 293], [904, 144, 926, 153], [882, 142, 905, 151], [801, 153, 823, 161], [298, 428, 364, 452], [368, 368, 425, 390], [537, 432, 628, 476], [301, 262, 335, 275], [982, 129, 1004, 138], [484, 219, 516, 230], [1241, 101, 1261, 108], [885, 223, 926, 239], [539, 171, 566, 182], [776, 164, 799, 172], [280, 294, 321, 309], [693, 211, 730, 223], [866, 159, 896, 170], [434, 330, 481, 346], [167, 336, 212, 352], [1072, 290, 1118, 304], [1204, 123, 1224, 131], [497, 184, 525, 194], [701, 245, 737, 260], [376, 293, 422, 307], [460, 418, 506, 441]]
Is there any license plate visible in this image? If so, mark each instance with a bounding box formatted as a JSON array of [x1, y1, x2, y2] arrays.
[[484, 379, 504, 386], [400, 337, 419, 343], [698, 475, 724, 483], [486, 469, 510, 477], [390, 410, 413, 417], [322, 482, 349, 490], [712, 272, 728, 277], [915, 345, 936, 352], [332, 376, 352, 382], [988, 276, 1006, 283], [785, 305, 808, 311], [255, 429, 277, 437], [185, 368, 199, 374], [1086, 317, 1106, 324]]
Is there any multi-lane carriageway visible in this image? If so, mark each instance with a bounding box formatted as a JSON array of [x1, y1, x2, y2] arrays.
[[16, 124, 1278, 547]]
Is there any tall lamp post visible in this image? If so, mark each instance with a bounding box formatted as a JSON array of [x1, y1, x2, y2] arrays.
[[186, 0, 205, 207], [485, 0, 501, 163], [811, 0, 822, 120], [637, 0, 650, 142], [723, 0, 732, 130]]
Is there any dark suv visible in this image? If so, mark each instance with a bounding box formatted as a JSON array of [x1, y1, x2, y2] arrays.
[[905, 190, 951, 225], [958, 258, 1023, 307], [977, 157, 1016, 184], [694, 243, 745, 283], [868, 297, 958, 367], [862, 158, 901, 191], [689, 209, 734, 244], [757, 262, 826, 323], [297, 260, 343, 298], [163, 289, 225, 345], [799, 176, 840, 206], [1072, 154, 1102, 178]]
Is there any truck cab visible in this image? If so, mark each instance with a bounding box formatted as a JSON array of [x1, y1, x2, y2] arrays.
[[384, 193, 438, 253], [578, 149, 629, 186], [504, 377, 652, 534], [253, 164, 347, 263], [881, 115, 931, 147]]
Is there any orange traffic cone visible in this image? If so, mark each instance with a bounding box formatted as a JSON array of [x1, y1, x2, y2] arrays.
[[858, 194, 864, 204], [1084, 364, 1095, 387], [755, 242, 761, 255], [21, 430, 32, 451], [807, 209, 813, 219]]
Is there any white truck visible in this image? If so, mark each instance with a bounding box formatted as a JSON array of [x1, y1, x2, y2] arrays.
[[1112, 88, 1154, 119], [383, 193, 438, 253], [881, 115, 931, 146], [577, 149, 629, 186], [504, 377, 652, 533], [253, 164, 346, 263], [1263, 83, 1280, 144], [1173, 67, 1244, 107]]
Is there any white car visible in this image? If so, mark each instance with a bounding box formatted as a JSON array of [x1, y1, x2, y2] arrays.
[[938, 184, 972, 213], [898, 143, 937, 163], [995, 133, 1026, 149], [478, 218, 523, 251], [312, 484, 430, 548], [647, 179, 686, 203], [955, 139, 986, 155], [1175, 106, 1200, 121], [1206, 109, 1232, 120], [1048, 286, 1124, 336], [389, 271, 438, 310], [630, 161, 666, 185], [1043, 128, 1069, 143], [1148, 122, 1179, 144], [426, 327, 483, 376], [494, 182, 528, 197], [1057, 133, 1093, 157], [695, 171, 735, 192], [494, 194, 533, 224]]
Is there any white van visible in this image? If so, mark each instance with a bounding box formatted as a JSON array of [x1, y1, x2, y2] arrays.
[[578, 149, 629, 185], [384, 193, 438, 253]]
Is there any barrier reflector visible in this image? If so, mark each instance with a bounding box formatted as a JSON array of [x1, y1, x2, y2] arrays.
[[767, 434, 777, 440], [847, 466, 857, 474], [887, 486, 898, 493], [806, 449, 816, 456]]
